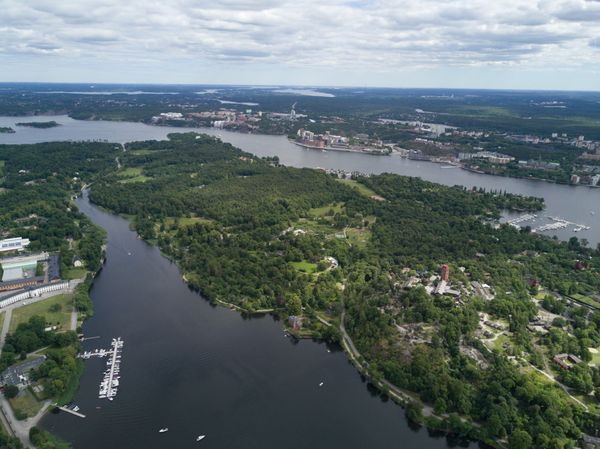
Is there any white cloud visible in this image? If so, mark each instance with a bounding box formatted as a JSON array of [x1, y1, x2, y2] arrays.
[[0, 0, 599, 87]]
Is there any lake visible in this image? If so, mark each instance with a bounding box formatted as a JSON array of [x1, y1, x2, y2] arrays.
[[1, 114, 598, 246]]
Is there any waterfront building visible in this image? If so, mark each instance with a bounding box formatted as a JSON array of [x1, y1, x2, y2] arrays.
[[0, 237, 31, 253], [570, 174, 581, 185]]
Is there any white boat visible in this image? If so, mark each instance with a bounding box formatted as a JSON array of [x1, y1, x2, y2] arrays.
[[319, 382, 324, 387], [159, 428, 169, 433], [196, 435, 206, 441]]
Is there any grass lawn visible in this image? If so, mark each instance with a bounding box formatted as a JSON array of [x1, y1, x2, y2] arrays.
[[10, 294, 74, 333], [336, 178, 377, 197], [117, 167, 152, 184], [130, 149, 164, 156], [62, 267, 87, 280], [291, 261, 318, 274], [9, 388, 43, 418], [571, 293, 600, 308], [346, 227, 372, 248], [0, 312, 5, 332], [165, 216, 213, 227], [308, 202, 344, 218], [590, 349, 600, 366]]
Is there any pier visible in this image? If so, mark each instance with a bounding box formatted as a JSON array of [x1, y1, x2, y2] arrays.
[[530, 216, 592, 234], [79, 337, 124, 401], [56, 405, 86, 419]]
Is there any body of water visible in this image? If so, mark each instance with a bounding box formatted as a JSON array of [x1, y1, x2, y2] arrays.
[[1, 114, 598, 245]]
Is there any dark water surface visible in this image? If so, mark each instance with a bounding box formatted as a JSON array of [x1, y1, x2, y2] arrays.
[[41, 192, 475, 449], [1, 114, 598, 245]]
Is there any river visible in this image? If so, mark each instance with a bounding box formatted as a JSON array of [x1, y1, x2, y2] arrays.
[[40, 192, 473, 449], [1, 114, 598, 246]]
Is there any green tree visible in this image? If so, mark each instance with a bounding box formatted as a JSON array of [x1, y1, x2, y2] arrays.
[[508, 429, 532, 449], [3, 384, 18, 399]]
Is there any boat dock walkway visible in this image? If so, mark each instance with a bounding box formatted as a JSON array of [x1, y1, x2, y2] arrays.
[[79, 337, 124, 401], [56, 405, 86, 419]]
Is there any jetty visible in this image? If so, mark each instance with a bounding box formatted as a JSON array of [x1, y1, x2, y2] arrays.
[[56, 405, 86, 419]]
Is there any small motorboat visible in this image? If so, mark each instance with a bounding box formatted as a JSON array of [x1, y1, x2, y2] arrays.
[[196, 435, 206, 441], [159, 428, 169, 433], [319, 382, 324, 387]]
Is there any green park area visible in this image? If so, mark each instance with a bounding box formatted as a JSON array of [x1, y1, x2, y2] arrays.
[[62, 267, 87, 280], [9, 294, 74, 333], [571, 293, 600, 309], [290, 261, 318, 274], [335, 178, 377, 197], [117, 167, 151, 184]]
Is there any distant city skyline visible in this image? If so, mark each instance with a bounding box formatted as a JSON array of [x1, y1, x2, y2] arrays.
[[2, 0, 600, 91]]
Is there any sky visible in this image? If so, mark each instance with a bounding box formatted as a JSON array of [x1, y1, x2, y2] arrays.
[[1, 0, 600, 90]]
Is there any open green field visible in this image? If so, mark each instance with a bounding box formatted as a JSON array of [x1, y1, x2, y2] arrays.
[[308, 202, 344, 218], [62, 267, 87, 280], [590, 349, 600, 366], [335, 178, 377, 197], [130, 149, 164, 156], [571, 293, 600, 309], [9, 294, 74, 333], [9, 388, 43, 418], [290, 261, 318, 274], [0, 312, 5, 331], [165, 216, 214, 227], [117, 167, 152, 184], [346, 227, 372, 248]]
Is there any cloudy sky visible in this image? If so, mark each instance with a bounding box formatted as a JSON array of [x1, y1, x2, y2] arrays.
[[1, 0, 600, 90]]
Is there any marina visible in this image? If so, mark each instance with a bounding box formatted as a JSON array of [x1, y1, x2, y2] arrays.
[[532, 216, 592, 234], [79, 337, 124, 401]]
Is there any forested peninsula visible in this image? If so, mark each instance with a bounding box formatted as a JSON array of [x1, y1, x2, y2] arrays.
[[2, 134, 600, 448]]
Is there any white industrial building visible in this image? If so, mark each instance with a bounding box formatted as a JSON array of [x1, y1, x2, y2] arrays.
[[0, 237, 31, 253]]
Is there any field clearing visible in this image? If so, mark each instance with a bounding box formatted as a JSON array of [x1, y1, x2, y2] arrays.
[[9, 294, 74, 333], [571, 293, 600, 308], [165, 216, 214, 227], [291, 261, 318, 274], [130, 149, 165, 156], [346, 227, 372, 248], [335, 178, 377, 197], [117, 167, 152, 184], [63, 267, 87, 280], [9, 388, 43, 418], [308, 202, 344, 218]]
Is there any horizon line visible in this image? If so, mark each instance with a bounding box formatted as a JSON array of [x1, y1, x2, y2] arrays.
[[0, 81, 599, 94]]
